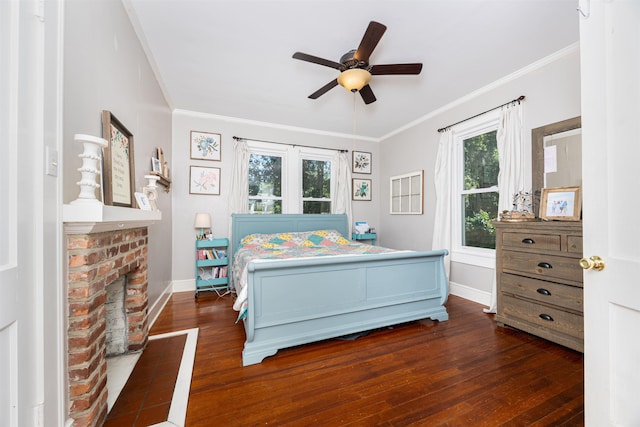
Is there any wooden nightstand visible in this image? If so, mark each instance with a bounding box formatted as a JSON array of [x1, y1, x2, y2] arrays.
[[351, 232, 377, 245]]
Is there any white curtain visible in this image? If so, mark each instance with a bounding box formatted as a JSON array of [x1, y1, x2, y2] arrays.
[[227, 138, 250, 238], [332, 151, 353, 235], [431, 130, 454, 281], [485, 101, 525, 313]]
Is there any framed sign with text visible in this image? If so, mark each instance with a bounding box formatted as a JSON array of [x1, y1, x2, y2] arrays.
[[102, 110, 136, 207]]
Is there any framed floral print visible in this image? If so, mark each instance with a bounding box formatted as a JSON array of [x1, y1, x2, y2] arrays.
[[190, 166, 221, 195], [352, 150, 372, 174], [352, 178, 371, 201], [102, 110, 135, 207], [190, 131, 221, 161]]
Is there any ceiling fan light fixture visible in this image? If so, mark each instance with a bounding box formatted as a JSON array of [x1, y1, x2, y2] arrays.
[[337, 68, 372, 92]]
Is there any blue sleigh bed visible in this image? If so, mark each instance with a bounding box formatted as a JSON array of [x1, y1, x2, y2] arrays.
[[231, 213, 449, 366]]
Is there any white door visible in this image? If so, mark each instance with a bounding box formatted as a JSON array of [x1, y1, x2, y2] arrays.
[[580, 1, 640, 425], [0, 1, 45, 426]]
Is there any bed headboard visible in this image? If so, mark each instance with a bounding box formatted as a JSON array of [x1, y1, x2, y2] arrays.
[[231, 214, 349, 256]]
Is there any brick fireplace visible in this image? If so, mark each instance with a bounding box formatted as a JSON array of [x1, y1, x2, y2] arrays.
[[65, 226, 150, 427]]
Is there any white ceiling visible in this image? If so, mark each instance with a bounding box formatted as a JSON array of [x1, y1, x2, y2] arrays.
[[124, 0, 579, 140]]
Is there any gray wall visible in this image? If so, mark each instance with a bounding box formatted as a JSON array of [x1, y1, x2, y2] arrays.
[[170, 112, 380, 286], [378, 46, 581, 305], [63, 0, 173, 306]]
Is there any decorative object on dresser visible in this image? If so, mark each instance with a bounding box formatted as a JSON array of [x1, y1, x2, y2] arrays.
[[540, 186, 581, 221], [494, 220, 583, 352]]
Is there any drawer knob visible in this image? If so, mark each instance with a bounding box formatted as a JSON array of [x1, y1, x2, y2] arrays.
[[580, 255, 606, 271], [522, 238, 535, 244], [537, 262, 553, 269], [539, 313, 554, 322], [536, 288, 552, 296]]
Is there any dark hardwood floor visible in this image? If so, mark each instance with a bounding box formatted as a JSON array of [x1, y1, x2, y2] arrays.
[[150, 292, 584, 426]]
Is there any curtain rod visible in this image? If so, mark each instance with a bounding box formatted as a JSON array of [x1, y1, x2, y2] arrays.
[[437, 95, 525, 133], [232, 136, 349, 153]]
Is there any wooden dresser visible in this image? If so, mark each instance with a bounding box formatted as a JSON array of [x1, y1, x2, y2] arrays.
[[494, 220, 584, 352]]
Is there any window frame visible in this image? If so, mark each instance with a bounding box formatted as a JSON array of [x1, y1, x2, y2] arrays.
[[450, 111, 499, 268], [297, 147, 335, 214], [246, 141, 335, 214]]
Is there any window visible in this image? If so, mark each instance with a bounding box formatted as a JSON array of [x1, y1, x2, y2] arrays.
[[248, 153, 283, 214], [302, 159, 331, 213], [247, 141, 334, 214], [451, 113, 499, 267]]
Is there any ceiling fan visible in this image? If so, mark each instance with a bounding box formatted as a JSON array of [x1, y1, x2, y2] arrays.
[[292, 21, 423, 105]]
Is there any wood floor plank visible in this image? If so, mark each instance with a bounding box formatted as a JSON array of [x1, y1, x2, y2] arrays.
[[149, 292, 584, 426]]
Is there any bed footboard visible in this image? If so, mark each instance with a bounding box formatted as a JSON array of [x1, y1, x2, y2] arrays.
[[241, 250, 448, 366]]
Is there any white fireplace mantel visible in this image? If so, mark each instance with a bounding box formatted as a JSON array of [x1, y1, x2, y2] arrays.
[[63, 203, 162, 234]]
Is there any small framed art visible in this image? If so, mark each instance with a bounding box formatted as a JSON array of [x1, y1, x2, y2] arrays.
[[134, 192, 152, 211], [540, 186, 581, 221], [190, 166, 221, 195], [151, 157, 162, 173], [352, 151, 372, 174], [102, 110, 135, 207], [352, 178, 372, 201], [190, 131, 221, 161]]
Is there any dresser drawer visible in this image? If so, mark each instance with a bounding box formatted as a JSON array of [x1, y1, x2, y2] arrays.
[[500, 273, 583, 313], [567, 235, 583, 254], [502, 250, 583, 283], [502, 232, 560, 251], [501, 294, 584, 340]]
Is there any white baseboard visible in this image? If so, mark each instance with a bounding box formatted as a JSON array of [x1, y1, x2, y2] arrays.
[[148, 281, 173, 329], [449, 281, 491, 308], [172, 279, 195, 293]]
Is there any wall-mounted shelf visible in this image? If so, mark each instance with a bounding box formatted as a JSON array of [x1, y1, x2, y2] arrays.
[[150, 171, 171, 192]]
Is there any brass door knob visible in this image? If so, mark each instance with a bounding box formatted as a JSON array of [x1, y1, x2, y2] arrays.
[[579, 255, 605, 271]]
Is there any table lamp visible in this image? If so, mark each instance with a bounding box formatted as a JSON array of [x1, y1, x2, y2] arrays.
[[194, 212, 211, 239]]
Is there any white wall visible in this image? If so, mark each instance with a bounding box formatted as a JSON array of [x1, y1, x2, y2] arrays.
[[170, 111, 380, 285], [63, 0, 173, 306], [379, 46, 581, 306]]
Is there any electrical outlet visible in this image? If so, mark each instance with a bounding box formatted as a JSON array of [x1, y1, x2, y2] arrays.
[[46, 146, 58, 177]]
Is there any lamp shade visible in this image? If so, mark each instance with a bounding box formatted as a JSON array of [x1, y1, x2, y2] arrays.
[[194, 212, 211, 229], [337, 68, 372, 92]]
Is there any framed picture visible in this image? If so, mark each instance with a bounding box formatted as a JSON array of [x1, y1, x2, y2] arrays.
[[352, 178, 372, 201], [352, 151, 372, 174], [190, 131, 221, 161], [540, 186, 581, 221], [151, 157, 162, 173], [134, 192, 152, 211], [190, 166, 221, 195], [102, 110, 135, 207]]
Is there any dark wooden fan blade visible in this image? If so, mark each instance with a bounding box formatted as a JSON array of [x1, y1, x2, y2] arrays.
[[354, 21, 387, 63], [293, 52, 343, 70], [359, 84, 376, 104], [370, 63, 423, 75], [309, 79, 339, 99]]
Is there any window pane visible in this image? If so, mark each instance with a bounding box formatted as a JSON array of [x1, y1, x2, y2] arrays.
[[303, 201, 331, 214], [463, 130, 498, 190], [249, 154, 281, 197], [249, 199, 282, 214], [302, 159, 330, 198], [462, 192, 498, 249]]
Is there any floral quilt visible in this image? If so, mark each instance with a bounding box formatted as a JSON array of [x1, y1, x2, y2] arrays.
[[231, 230, 396, 321]]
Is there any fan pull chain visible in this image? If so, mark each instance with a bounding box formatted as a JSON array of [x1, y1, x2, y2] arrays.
[[352, 92, 357, 147]]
